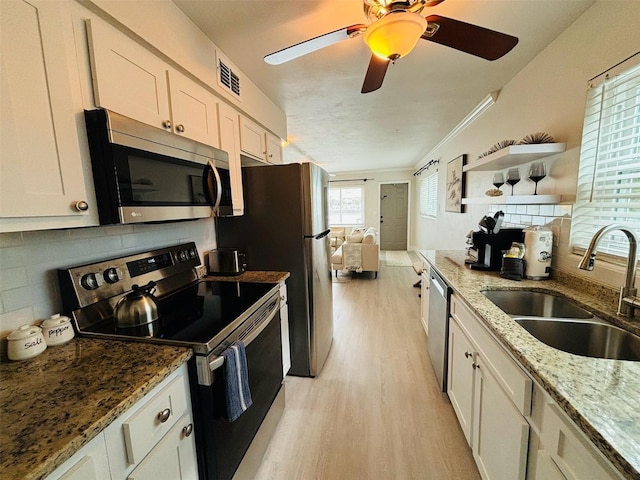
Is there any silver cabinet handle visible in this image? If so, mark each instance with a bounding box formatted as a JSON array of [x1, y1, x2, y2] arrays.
[[176, 124, 185, 133], [182, 423, 193, 437], [472, 363, 480, 370], [162, 120, 172, 129], [157, 408, 171, 423], [464, 351, 472, 358], [73, 200, 89, 212]]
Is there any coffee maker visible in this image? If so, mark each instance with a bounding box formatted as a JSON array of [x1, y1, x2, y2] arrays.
[[465, 228, 525, 271]]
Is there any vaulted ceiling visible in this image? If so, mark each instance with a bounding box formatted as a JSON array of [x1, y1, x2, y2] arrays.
[[174, 0, 595, 173]]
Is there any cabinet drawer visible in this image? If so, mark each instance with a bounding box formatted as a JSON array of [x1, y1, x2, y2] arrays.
[[450, 294, 532, 416], [540, 402, 623, 480], [122, 374, 189, 464]]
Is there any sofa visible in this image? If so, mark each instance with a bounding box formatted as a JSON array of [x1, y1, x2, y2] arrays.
[[330, 227, 379, 278]]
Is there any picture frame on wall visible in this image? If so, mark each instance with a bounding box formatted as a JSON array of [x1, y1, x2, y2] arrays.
[[445, 154, 466, 213]]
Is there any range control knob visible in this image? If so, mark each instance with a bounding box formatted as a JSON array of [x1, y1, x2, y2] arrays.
[[103, 267, 123, 284], [80, 272, 104, 290], [178, 250, 188, 262]]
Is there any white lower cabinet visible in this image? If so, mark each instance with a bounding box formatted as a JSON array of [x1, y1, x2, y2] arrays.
[[46, 364, 197, 480], [473, 354, 529, 480], [447, 290, 625, 480], [527, 383, 624, 480], [126, 413, 197, 480], [448, 292, 531, 480], [46, 432, 111, 480], [447, 317, 475, 444], [105, 365, 197, 479]]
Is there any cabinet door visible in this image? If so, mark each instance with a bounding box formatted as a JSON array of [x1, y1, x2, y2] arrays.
[[168, 69, 219, 148], [239, 115, 266, 161], [86, 19, 171, 131], [265, 132, 283, 164], [218, 102, 244, 214], [473, 354, 529, 480], [447, 317, 475, 446], [127, 414, 197, 480], [0, 0, 90, 220], [46, 433, 110, 480]]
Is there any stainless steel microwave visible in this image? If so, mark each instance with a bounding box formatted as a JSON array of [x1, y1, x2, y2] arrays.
[[84, 108, 240, 225]]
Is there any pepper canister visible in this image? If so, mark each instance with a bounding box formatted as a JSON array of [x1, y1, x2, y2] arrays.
[[41, 314, 75, 346]]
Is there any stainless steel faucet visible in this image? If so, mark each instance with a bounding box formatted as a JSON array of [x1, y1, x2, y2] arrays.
[[578, 224, 639, 317]]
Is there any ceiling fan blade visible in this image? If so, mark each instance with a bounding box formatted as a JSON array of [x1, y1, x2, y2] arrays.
[[361, 55, 390, 93], [422, 15, 518, 61], [264, 24, 367, 65]]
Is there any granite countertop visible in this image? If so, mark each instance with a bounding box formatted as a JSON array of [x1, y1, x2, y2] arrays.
[[420, 250, 640, 480], [204, 270, 290, 284], [0, 338, 192, 480]]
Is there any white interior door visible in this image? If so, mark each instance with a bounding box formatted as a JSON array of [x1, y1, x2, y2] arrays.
[[379, 183, 408, 250]]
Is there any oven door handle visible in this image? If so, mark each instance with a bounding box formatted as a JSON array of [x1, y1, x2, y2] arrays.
[[199, 296, 280, 385], [209, 355, 225, 372], [241, 298, 279, 347]]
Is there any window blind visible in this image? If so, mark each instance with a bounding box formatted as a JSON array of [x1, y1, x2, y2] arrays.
[[420, 172, 438, 218], [571, 60, 640, 257]]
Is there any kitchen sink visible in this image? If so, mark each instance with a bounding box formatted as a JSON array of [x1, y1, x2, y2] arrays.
[[514, 318, 640, 361], [481, 290, 593, 319]]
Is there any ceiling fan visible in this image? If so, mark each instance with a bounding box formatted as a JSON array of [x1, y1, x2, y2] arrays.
[[264, 0, 519, 93]]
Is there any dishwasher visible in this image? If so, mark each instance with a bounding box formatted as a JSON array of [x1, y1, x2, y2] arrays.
[[427, 269, 451, 393]]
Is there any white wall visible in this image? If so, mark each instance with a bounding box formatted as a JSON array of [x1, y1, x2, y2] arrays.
[[0, 220, 216, 336], [330, 169, 414, 232], [411, 1, 640, 289]]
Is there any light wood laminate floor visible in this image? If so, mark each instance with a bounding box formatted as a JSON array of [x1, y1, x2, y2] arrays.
[[254, 262, 480, 480]]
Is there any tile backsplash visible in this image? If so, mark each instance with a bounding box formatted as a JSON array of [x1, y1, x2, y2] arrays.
[[487, 203, 572, 228], [0, 219, 216, 336]]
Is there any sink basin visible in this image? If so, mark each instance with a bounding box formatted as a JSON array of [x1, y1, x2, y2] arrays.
[[482, 290, 593, 319], [514, 318, 640, 361]]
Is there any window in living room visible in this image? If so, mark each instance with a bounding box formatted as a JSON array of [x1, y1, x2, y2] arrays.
[[420, 172, 438, 218], [329, 186, 364, 225]]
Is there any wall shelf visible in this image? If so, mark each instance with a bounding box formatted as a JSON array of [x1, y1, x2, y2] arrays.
[[462, 194, 575, 205], [463, 143, 566, 172]]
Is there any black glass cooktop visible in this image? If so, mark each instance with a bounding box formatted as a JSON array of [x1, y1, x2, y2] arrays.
[[86, 281, 275, 346]]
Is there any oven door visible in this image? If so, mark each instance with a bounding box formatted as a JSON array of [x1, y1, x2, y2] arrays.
[[192, 295, 283, 480]]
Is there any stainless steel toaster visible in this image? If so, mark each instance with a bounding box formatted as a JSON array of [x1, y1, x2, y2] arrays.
[[207, 248, 246, 275]]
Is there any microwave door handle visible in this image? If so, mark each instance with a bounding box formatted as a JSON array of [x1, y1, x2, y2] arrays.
[[207, 160, 222, 210]]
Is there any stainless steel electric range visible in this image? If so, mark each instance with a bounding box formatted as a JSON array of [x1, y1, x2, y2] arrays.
[[58, 242, 284, 480]]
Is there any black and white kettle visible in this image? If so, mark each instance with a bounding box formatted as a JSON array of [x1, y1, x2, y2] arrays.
[[114, 281, 159, 329]]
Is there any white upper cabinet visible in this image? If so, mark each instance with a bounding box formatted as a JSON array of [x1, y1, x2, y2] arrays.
[[266, 132, 284, 164], [86, 18, 170, 131], [218, 101, 244, 215], [239, 115, 267, 160], [166, 69, 220, 147], [239, 115, 283, 164], [0, 0, 94, 229], [86, 19, 220, 148]]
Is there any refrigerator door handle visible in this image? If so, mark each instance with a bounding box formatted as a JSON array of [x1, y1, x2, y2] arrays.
[[304, 229, 331, 240]]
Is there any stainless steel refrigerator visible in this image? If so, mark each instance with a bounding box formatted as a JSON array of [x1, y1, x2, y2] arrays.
[[215, 162, 333, 377]]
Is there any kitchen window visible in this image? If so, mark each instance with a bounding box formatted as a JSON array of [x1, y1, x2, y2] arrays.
[[571, 55, 640, 259], [420, 172, 438, 218], [329, 186, 364, 225]]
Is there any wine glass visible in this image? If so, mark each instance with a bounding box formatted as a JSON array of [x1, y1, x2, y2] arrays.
[[506, 168, 520, 195], [528, 162, 546, 195], [492, 172, 505, 190]]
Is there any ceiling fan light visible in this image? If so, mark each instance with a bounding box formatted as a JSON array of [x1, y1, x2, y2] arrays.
[[364, 12, 427, 60]]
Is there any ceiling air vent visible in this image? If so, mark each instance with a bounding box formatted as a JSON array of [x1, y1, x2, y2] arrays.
[[218, 57, 241, 97]]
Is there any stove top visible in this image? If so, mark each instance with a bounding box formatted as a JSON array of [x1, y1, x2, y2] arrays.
[[58, 243, 279, 355], [84, 280, 276, 351]]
